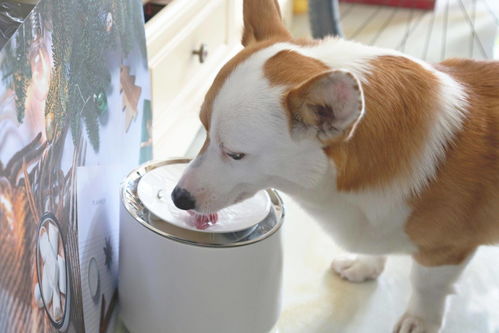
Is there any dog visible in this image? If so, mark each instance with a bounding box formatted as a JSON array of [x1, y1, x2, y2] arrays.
[[171, 0, 499, 332]]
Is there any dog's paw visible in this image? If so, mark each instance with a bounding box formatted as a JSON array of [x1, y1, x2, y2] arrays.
[[330, 254, 385, 283], [394, 314, 440, 333]]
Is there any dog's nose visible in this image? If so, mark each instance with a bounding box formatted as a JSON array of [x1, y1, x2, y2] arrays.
[[171, 186, 196, 210]]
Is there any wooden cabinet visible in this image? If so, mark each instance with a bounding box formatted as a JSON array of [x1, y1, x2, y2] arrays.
[[144, 0, 292, 158]]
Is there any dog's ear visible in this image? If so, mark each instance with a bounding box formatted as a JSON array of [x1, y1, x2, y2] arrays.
[[285, 70, 365, 144], [242, 0, 291, 46]]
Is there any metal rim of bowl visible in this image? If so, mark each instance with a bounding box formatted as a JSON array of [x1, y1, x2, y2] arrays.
[[35, 212, 70, 330], [121, 158, 285, 248]]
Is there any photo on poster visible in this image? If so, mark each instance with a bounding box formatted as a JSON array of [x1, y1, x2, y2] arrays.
[[0, 0, 151, 331]]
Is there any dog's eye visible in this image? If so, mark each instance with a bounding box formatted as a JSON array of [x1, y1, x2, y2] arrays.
[[227, 152, 246, 160]]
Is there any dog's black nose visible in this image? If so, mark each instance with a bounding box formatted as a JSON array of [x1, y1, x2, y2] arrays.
[[171, 186, 196, 210]]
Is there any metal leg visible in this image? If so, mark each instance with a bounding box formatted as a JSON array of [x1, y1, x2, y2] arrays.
[[308, 0, 343, 38]]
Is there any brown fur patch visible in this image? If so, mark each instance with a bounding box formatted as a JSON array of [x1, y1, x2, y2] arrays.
[[406, 59, 499, 266], [323, 56, 440, 191], [242, 0, 291, 46], [264, 50, 330, 87]]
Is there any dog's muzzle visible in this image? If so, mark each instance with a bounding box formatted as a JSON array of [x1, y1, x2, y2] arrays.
[[171, 186, 196, 210]]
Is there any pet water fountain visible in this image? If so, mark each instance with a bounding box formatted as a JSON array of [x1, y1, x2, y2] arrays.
[[119, 158, 285, 333]]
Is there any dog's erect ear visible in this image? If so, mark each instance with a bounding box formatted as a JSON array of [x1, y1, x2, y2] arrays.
[[242, 0, 291, 46], [285, 70, 365, 144]]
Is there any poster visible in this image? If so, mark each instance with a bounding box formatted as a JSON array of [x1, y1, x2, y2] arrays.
[[0, 0, 151, 331]]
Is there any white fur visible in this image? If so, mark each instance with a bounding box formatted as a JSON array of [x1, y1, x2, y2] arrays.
[[300, 37, 400, 81], [179, 38, 469, 255], [407, 70, 468, 195], [285, 160, 416, 254], [178, 43, 331, 212], [395, 257, 473, 333], [331, 254, 386, 283]]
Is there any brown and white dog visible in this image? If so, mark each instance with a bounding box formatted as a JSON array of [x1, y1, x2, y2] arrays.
[[172, 1, 499, 332]]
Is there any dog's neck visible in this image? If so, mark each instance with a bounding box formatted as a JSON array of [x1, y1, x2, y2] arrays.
[[273, 150, 337, 208]]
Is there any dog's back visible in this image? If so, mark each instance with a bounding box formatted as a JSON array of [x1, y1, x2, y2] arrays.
[[406, 59, 499, 266]]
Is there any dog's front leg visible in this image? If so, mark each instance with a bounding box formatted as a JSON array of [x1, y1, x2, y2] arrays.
[[394, 254, 473, 333]]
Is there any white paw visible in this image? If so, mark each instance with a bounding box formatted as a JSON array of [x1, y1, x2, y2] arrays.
[[394, 314, 440, 333], [330, 255, 385, 283]]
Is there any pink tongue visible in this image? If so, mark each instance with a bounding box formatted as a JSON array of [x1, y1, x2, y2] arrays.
[[188, 211, 219, 230]]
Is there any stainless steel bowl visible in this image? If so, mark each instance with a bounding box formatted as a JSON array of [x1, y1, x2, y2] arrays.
[[120, 158, 285, 248]]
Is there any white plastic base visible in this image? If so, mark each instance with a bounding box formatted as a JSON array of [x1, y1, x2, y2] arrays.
[[119, 202, 283, 333]]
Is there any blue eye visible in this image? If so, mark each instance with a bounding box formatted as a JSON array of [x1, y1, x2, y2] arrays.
[[227, 152, 246, 160]]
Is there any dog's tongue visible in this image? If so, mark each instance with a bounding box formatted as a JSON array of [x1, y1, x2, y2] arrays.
[[187, 211, 219, 230]]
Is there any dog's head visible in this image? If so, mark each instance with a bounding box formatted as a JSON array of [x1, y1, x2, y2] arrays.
[[172, 0, 365, 213]]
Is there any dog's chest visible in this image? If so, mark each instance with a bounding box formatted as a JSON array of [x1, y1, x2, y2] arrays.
[[294, 187, 417, 255]]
